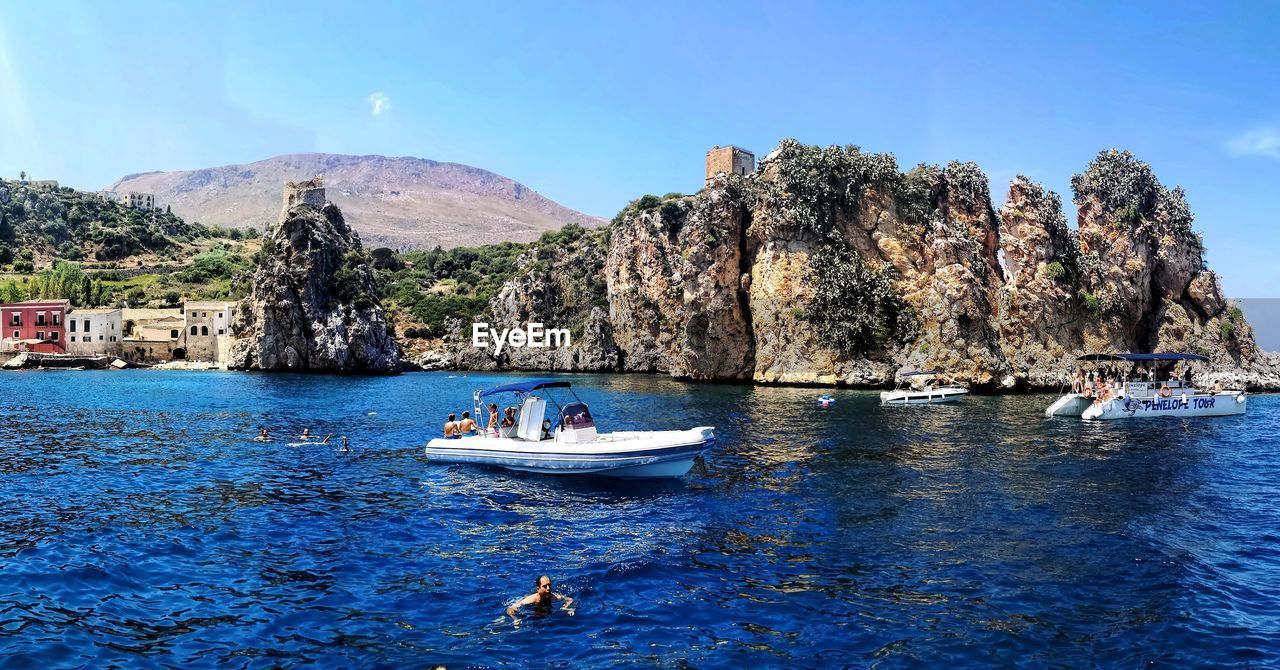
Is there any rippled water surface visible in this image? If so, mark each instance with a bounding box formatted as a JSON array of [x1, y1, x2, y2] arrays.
[[1, 371, 1278, 668]]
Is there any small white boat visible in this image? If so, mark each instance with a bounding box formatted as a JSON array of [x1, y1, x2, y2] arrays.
[[880, 371, 969, 405], [425, 379, 715, 478], [1045, 353, 1246, 420]]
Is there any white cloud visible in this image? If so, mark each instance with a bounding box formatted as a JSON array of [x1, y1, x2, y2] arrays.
[[367, 91, 392, 116], [1227, 127, 1280, 159]]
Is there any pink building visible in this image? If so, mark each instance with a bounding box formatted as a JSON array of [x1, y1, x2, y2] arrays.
[[1, 300, 69, 353]]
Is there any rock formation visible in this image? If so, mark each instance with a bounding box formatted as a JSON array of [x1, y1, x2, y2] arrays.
[[228, 178, 402, 373], [418, 142, 1278, 390]]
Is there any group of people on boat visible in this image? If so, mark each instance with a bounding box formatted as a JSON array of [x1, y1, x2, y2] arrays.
[[442, 403, 519, 439], [1070, 362, 1220, 402]]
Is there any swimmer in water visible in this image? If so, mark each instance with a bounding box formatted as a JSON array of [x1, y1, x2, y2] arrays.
[[300, 427, 311, 440], [256, 427, 271, 441], [507, 575, 574, 623], [340, 436, 350, 452]]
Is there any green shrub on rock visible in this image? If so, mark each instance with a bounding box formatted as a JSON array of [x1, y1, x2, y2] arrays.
[[805, 243, 918, 356]]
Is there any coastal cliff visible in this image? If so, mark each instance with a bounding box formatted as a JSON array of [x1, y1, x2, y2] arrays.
[[419, 142, 1278, 390], [228, 179, 401, 373]]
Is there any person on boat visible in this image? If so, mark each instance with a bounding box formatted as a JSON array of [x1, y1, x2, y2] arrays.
[[507, 575, 574, 622], [459, 411, 479, 435], [443, 414, 460, 439], [486, 402, 500, 435], [501, 407, 517, 428]]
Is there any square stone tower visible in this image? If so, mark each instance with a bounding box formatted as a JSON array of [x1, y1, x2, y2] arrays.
[[705, 145, 755, 183]]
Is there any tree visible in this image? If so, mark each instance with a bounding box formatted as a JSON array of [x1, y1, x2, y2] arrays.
[[19, 171, 25, 182]]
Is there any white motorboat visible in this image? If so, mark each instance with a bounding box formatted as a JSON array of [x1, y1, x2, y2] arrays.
[[424, 379, 715, 478], [1044, 352, 1246, 420], [880, 371, 969, 405]]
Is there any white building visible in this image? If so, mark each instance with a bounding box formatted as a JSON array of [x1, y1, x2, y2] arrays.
[[121, 192, 156, 210], [66, 308, 122, 356]]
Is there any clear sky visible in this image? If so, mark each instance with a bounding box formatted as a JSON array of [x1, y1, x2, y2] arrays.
[[1, 1, 1277, 296]]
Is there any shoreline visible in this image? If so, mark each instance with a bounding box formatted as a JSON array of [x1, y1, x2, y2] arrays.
[[7, 357, 1278, 395]]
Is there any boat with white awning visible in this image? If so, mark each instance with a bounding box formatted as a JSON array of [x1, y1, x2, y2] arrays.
[[424, 379, 715, 478], [1044, 353, 1246, 420], [880, 370, 969, 405]]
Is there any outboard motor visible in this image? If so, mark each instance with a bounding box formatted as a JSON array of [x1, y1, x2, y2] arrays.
[[556, 402, 597, 443]]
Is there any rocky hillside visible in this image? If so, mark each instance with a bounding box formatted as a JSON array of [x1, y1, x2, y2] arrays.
[[421, 141, 1279, 390], [0, 179, 208, 268], [228, 179, 401, 374], [107, 153, 606, 249]]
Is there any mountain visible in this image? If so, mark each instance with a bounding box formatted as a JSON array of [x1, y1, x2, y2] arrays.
[[106, 153, 606, 249]]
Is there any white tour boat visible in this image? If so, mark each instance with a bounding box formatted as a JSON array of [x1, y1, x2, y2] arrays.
[[1044, 353, 1246, 420], [880, 370, 969, 405], [424, 379, 715, 478]]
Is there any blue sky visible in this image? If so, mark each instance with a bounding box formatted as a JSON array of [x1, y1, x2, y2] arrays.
[[1, 1, 1277, 296]]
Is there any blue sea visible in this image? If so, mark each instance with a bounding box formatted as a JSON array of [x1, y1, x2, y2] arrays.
[[1, 371, 1278, 668]]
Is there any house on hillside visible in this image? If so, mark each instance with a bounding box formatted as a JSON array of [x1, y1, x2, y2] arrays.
[[120, 192, 156, 210], [121, 308, 186, 362], [1, 300, 69, 353], [183, 301, 233, 362], [66, 308, 122, 356]]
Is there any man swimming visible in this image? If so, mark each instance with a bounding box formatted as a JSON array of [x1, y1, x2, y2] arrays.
[[507, 575, 574, 622]]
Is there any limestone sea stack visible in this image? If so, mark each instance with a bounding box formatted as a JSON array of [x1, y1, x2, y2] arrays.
[[424, 141, 1279, 390], [227, 178, 402, 373]]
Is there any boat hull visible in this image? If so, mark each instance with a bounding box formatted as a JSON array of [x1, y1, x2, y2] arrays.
[[1082, 391, 1247, 420], [1045, 393, 1093, 417], [424, 427, 715, 478]]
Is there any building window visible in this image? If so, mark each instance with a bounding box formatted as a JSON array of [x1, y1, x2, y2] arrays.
[[218, 313, 223, 319], [218, 329, 224, 335], [9, 316, 18, 326], [70, 336, 76, 342], [11, 330, 17, 338], [36, 314, 46, 326], [51, 332, 58, 341], [36, 331, 44, 340], [202, 312, 208, 317], [84, 319, 90, 332], [70, 320, 77, 333], [110, 336, 116, 342], [201, 326, 208, 336], [53, 314, 61, 326], [99, 335, 104, 341], [170, 329, 179, 339], [190, 326, 197, 335]]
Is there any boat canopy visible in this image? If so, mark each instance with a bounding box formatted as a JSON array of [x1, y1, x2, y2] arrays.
[[1076, 353, 1209, 362], [478, 379, 572, 398], [898, 370, 937, 377]]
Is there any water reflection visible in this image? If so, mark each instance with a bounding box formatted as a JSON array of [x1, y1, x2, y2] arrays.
[[0, 372, 1277, 666]]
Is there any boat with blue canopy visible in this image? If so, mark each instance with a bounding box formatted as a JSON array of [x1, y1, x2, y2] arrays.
[[1045, 352, 1246, 420], [424, 379, 716, 478], [880, 370, 969, 405]]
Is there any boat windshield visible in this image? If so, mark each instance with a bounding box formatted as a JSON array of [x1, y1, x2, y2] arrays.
[[559, 402, 595, 429]]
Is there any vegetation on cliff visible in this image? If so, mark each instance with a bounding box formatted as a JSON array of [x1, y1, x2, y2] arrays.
[[806, 244, 919, 355]]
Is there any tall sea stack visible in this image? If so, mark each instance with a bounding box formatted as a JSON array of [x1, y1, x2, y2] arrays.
[[227, 178, 402, 373]]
